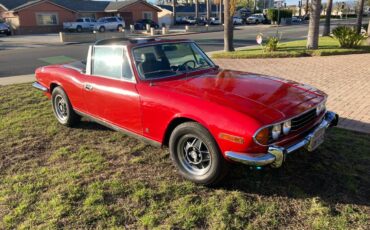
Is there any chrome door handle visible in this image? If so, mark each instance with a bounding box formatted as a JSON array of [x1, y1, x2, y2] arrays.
[[84, 83, 93, 91]]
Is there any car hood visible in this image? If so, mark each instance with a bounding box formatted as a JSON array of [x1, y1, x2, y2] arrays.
[[155, 69, 326, 124]]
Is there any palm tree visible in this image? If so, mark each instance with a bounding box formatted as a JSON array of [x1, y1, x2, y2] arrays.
[[224, 0, 234, 51], [356, 0, 365, 34], [195, 0, 199, 19], [306, 0, 321, 49], [206, 0, 211, 23], [173, 0, 177, 25], [322, 0, 333, 36], [305, 0, 309, 15]]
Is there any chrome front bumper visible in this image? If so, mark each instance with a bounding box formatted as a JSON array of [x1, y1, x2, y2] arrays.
[[225, 111, 339, 168], [32, 82, 48, 92]]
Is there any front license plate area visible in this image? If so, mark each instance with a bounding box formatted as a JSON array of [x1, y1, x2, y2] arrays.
[[306, 127, 326, 152]]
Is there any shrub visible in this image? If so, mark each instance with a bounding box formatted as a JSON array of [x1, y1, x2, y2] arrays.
[[264, 36, 280, 52], [332, 26, 367, 48]]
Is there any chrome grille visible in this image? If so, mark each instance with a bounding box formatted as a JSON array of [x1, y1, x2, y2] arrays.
[[291, 108, 317, 131]]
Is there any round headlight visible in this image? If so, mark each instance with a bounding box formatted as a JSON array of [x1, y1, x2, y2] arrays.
[[271, 124, 281, 140], [283, 120, 291, 135]]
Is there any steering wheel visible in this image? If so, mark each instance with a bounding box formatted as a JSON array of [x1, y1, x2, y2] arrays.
[[179, 60, 196, 71]]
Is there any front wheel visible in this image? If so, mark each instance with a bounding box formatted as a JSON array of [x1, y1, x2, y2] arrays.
[[51, 86, 80, 127], [169, 122, 229, 186]]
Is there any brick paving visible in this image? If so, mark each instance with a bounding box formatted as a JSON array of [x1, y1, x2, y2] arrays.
[[215, 54, 370, 134]]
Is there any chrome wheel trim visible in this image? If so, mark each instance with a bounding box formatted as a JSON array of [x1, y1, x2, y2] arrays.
[[54, 95, 68, 121], [178, 135, 212, 176]]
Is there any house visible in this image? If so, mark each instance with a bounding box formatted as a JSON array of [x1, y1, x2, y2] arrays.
[[0, 0, 161, 35], [157, 5, 173, 26]]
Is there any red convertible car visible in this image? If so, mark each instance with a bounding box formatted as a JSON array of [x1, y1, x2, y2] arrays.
[[33, 38, 338, 185]]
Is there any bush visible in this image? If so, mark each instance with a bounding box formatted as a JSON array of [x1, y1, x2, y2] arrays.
[[332, 26, 367, 48], [264, 36, 279, 52], [266, 9, 293, 23]]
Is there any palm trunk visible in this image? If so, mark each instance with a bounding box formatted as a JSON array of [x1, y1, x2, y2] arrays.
[[220, 0, 222, 24], [356, 0, 365, 34], [224, 0, 234, 51], [306, 0, 321, 49], [322, 0, 333, 36], [195, 0, 199, 19], [305, 0, 309, 15], [206, 0, 211, 23], [173, 0, 177, 25]]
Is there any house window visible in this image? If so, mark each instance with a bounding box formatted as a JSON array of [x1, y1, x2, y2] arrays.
[[36, 13, 58, 26], [143, 11, 153, 20]]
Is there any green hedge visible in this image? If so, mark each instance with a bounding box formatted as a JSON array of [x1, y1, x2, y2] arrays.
[[266, 9, 293, 22]]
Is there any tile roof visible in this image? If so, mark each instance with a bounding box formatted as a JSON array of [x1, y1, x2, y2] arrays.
[[0, 0, 156, 12]]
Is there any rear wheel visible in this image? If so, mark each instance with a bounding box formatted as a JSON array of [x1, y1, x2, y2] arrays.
[[51, 86, 80, 127], [117, 25, 123, 32], [76, 25, 82, 32], [169, 122, 229, 186], [99, 26, 105, 33]]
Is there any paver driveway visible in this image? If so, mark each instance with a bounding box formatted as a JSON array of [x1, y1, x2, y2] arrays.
[[215, 54, 370, 133]]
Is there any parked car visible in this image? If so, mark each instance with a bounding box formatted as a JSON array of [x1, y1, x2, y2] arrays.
[[94, 16, 125, 33], [209, 17, 221, 25], [0, 22, 11, 36], [291, 16, 302, 23], [134, 19, 159, 30], [233, 16, 243, 25], [32, 38, 338, 185], [63, 17, 96, 32], [246, 14, 265, 24]]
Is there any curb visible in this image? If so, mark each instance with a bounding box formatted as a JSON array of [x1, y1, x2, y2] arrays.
[[0, 74, 35, 86]]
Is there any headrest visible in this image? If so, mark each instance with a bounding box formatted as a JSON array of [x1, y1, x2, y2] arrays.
[[141, 53, 156, 62]]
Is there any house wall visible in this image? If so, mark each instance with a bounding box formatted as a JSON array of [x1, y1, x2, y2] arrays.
[[0, 5, 6, 19], [118, 2, 159, 26], [16, 1, 77, 34]]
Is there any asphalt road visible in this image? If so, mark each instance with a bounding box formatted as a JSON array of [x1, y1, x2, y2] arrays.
[[0, 18, 366, 77]]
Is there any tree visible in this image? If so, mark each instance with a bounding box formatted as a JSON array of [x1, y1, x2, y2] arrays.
[[356, 0, 365, 34], [306, 0, 321, 49], [305, 0, 309, 15], [173, 0, 177, 25], [206, 0, 211, 23], [322, 0, 333, 36], [224, 0, 234, 51], [195, 0, 199, 19]]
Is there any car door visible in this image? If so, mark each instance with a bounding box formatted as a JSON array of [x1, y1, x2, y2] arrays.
[[83, 45, 142, 134]]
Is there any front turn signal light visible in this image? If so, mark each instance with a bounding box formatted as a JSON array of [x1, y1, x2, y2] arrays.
[[254, 128, 269, 145]]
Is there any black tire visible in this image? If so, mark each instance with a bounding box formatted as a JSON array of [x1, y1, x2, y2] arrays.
[[51, 86, 80, 127], [169, 122, 229, 186], [99, 26, 105, 33], [76, 26, 82, 33], [117, 25, 123, 32], [6, 31, 11, 36]]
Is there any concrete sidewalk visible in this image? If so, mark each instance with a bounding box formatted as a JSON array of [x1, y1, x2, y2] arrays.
[[0, 74, 34, 85]]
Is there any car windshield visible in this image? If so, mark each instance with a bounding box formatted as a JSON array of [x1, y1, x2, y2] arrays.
[[133, 42, 214, 80]]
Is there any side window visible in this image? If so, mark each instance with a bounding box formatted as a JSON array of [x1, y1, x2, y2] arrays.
[[92, 46, 123, 79]]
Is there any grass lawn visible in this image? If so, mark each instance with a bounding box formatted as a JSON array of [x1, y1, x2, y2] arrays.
[[0, 84, 369, 229], [212, 37, 370, 59]]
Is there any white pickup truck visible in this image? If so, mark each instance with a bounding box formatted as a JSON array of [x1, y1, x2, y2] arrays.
[[63, 18, 96, 32]]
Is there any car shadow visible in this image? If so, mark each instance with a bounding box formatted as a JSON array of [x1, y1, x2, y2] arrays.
[[220, 127, 370, 206], [72, 117, 369, 206]]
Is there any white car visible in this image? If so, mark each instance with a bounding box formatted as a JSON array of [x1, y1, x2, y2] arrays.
[[233, 17, 243, 25], [291, 16, 302, 23], [246, 14, 265, 24], [209, 17, 221, 25], [63, 18, 96, 32], [94, 17, 125, 33]]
